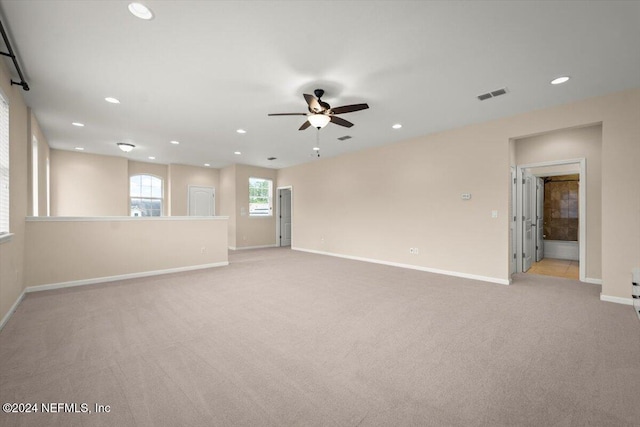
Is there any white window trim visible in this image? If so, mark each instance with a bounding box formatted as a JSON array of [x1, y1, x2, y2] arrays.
[[129, 174, 164, 217], [0, 90, 9, 235], [0, 232, 13, 244], [249, 176, 273, 217]]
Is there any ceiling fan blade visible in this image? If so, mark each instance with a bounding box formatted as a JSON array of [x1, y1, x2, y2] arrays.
[[303, 93, 323, 113], [268, 113, 307, 116], [298, 120, 311, 131], [330, 103, 369, 115], [330, 116, 354, 128]]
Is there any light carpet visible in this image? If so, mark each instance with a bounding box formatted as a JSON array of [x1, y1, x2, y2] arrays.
[[1, 248, 639, 426]]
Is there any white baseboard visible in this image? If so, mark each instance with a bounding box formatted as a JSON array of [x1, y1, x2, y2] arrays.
[[584, 277, 603, 285], [0, 290, 26, 331], [293, 247, 510, 285], [600, 294, 633, 306], [229, 244, 277, 251], [25, 262, 229, 293]]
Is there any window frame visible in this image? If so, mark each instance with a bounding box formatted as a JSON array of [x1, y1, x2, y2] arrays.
[[129, 174, 164, 217], [0, 89, 10, 242], [248, 177, 273, 217]]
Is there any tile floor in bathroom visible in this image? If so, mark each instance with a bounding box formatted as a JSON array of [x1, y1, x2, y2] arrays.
[[527, 257, 579, 280]]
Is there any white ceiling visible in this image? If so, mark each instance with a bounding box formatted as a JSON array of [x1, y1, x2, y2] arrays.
[[0, 0, 638, 169]]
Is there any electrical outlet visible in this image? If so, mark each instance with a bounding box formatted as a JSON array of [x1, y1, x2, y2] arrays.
[[414, 248, 419, 255], [201, 247, 206, 253]]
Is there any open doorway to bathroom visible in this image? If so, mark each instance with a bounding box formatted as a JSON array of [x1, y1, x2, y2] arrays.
[[518, 161, 584, 280], [527, 173, 580, 280]]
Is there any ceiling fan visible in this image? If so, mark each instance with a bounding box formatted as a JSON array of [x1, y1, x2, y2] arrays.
[[268, 89, 369, 130]]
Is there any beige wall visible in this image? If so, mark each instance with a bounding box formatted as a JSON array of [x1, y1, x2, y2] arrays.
[[24, 217, 228, 287], [27, 110, 51, 217], [51, 150, 128, 216], [219, 165, 236, 248], [278, 126, 509, 281], [278, 89, 640, 299], [50, 154, 222, 218], [0, 61, 29, 324], [217, 164, 277, 249], [516, 124, 602, 279], [234, 164, 277, 249], [168, 164, 219, 216]]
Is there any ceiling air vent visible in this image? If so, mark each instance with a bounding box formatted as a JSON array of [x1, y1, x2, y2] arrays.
[[477, 87, 509, 101], [337, 135, 352, 141]]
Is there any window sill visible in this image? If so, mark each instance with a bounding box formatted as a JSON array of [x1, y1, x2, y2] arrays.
[[0, 233, 14, 245]]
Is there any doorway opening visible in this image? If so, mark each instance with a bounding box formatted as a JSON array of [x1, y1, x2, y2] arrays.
[[528, 173, 580, 280], [516, 159, 585, 281], [276, 186, 292, 247]]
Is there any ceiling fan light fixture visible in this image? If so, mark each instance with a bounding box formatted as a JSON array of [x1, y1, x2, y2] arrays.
[[117, 142, 135, 152], [308, 114, 330, 129]]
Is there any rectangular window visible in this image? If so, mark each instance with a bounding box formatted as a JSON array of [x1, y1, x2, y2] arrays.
[[0, 93, 9, 235], [249, 177, 272, 217]]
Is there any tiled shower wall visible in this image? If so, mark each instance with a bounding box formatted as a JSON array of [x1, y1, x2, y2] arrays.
[[543, 175, 579, 241]]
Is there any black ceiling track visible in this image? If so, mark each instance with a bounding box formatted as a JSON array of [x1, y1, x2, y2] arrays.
[[0, 18, 29, 91]]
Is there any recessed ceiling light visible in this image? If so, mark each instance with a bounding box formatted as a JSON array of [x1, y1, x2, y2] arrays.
[[72, 122, 85, 127], [204, 163, 210, 167], [234, 151, 241, 155], [551, 76, 570, 85], [170, 140, 180, 145], [148, 156, 156, 160], [74, 147, 84, 151], [105, 97, 120, 104], [236, 129, 247, 134], [128, 2, 154, 20], [392, 124, 402, 129]]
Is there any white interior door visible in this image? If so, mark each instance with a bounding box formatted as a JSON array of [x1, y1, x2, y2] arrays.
[[188, 186, 215, 216], [279, 188, 291, 246], [536, 177, 544, 262], [522, 172, 534, 272]]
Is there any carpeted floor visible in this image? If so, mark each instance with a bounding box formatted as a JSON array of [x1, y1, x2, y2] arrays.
[[1, 248, 639, 426]]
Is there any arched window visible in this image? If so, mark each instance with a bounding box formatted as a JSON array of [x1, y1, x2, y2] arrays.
[[130, 174, 163, 216]]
